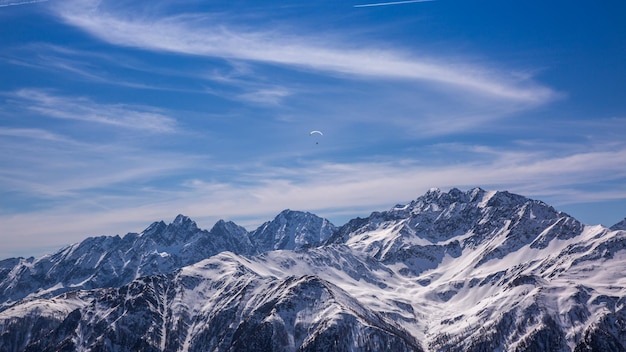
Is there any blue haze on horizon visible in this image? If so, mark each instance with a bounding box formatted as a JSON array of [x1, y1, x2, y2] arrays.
[[1, 0, 625, 258]]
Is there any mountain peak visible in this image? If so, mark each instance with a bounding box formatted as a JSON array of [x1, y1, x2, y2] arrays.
[[210, 219, 248, 237], [141, 215, 199, 238], [337, 187, 581, 270], [141, 220, 167, 237], [1, 188, 624, 352], [611, 218, 626, 231], [468, 186, 487, 201], [415, 187, 524, 209], [484, 190, 530, 208], [412, 187, 485, 210], [171, 214, 198, 231], [136, 215, 202, 249], [250, 210, 336, 251], [276, 209, 313, 219]]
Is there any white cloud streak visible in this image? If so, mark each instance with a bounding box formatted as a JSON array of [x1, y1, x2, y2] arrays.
[[237, 87, 293, 105], [0, 134, 202, 198], [4, 0, 620, 260], [11, 89, 178, 133], [2, 44, 215, 93], [2, 142, 625, 258], [0, 0, 47, 8], [0, 89, 199, 200], [354, 0, 434, 8], [53, 1, 555, 105], [0, 127, 73, 143]]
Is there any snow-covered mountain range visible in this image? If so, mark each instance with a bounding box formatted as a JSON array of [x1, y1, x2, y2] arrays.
[[1, 188, 625, 351]]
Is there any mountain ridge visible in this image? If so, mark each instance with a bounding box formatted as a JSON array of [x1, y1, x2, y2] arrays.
[[0, 210, 334, 309], [1, 187, 625, 351]]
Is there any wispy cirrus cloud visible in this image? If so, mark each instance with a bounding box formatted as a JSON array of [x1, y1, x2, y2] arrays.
[[6, 0, 620, 261], [2, 139, 625, 257], [139, 142, 626, 229], [0, 0, 47, 8], [10, 89, 178, 133], [1, 44, 215, 94], [53, 1, 556, 106], [0, 126, 74, 143], [237, 87, 293, 105], [0, 128, 203, 199], [0, 89, 192, 204], [354, 0, 434, 8]]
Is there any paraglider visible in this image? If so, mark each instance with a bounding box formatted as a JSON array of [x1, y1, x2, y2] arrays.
[[309, 130, 323, 144]]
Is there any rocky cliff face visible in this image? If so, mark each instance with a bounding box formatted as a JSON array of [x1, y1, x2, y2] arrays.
[[611, 218, 626, 231], [249, 209, 337, 252], [1, 188, 625, 351]]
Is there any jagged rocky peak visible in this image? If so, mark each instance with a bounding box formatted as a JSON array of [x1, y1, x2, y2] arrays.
[[1, 188, 625, 351], [417, 186, 476, 204], [140, 214, 200, 245], [140, 220, 167, 237], [210, 219, 248, 237], [170, 214, 199, 231], [611, 218, 626, 231], [387, 187, 478, 219], [484, 189, 532, 208], [207, 219, 255, 255], [389, 187, 569, 225], [249, 209, 337, 251], [0, 214, 260, 309], [407, 187, 526, 211], [142, 214, 198, 234], [334, 187, 582, 257]]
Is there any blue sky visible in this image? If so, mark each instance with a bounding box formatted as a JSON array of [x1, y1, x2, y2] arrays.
[[1, 0, 625, 258]]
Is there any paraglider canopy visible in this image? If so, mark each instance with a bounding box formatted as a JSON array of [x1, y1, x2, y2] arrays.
[[309, 130, 323, 144]]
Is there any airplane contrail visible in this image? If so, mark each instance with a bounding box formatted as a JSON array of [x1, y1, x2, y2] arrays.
[[354, 0, 434, 8], [0, 0, 48, 7]]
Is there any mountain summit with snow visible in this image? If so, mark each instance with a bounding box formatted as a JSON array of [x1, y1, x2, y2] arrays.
[[1, 187, 625, 351], [250, 209, 337, 251]]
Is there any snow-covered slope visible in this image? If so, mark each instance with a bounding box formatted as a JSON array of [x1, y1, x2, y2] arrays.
[[1, 188, 625, 351], [332, 188, 585, 274], [0, 211, 335, 311], [0, 215, 255, 309], [0, 250, 422, 352]]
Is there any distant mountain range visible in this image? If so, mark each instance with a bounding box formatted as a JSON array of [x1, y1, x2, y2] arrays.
[[1, 188, 625, 351]]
